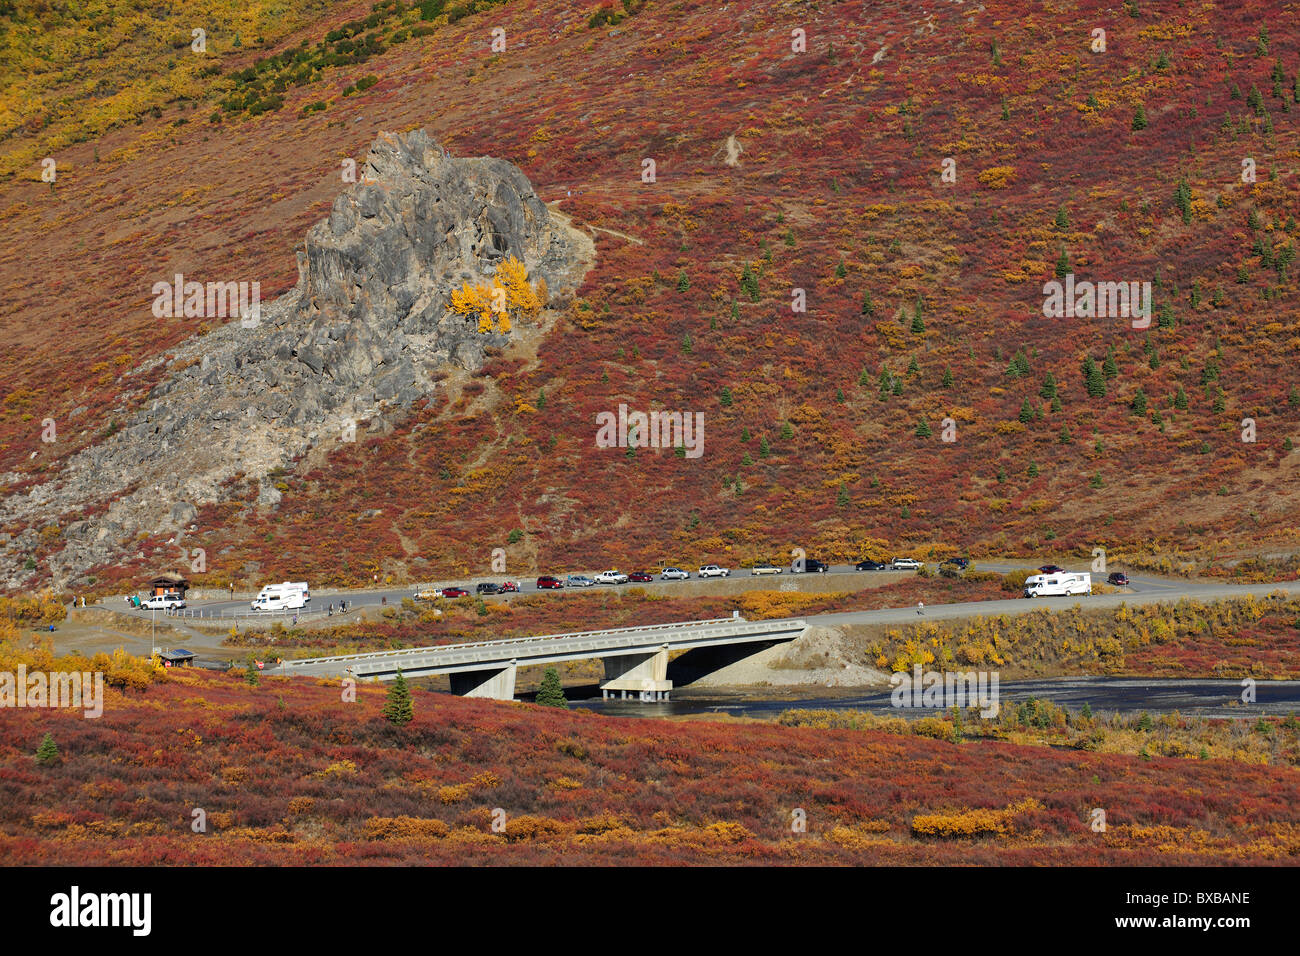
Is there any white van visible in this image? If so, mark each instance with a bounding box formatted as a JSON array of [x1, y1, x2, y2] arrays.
[[1024, 572, 1091, 598], [251, 582, 310, 611]]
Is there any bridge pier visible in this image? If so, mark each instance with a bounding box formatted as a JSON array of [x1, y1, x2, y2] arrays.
[[448, 661, 517, 701], [600, 646, 672, 701]]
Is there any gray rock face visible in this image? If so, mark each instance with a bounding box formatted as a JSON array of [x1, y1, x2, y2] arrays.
[[0, 129, 586, 589]]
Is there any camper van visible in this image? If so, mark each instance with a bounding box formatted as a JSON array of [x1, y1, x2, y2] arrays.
[[251, 582, 310, 612], [1023, 572, 1091, 598]]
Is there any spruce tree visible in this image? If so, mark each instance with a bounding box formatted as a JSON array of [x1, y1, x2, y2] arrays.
[[915, 420, 932, 438], [1018, 399, 1033, 424], [383, 671, 414, 726], [861, 290, 875, 316], [907, 354, 920, 374], [910, 309, 925, 334], [1102, 345, 1118, 379], [741, 425, 751, 442], [1083, 357, 1106, 397], [1056, 247, 1070, 278], [1174, 385, 1189, 410], [759, 435, 770, 457], [837, 482, 850, 506], [676, 269, 690, 292], [35, 733, 58, 765], [1055, 206, 1070, 230], [720, 386, 733, 407], [1130, 387, 1148, 414], [740, 262, 760, 301], [1040, 371, 1057, 399], [942, 366, 954, 387], [780, 421, 794, 440], [536, 667, 568, 708], [245, 654, 260, 686]]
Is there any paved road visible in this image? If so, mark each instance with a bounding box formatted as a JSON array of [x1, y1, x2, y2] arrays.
[[111, 558, 1219, 623]]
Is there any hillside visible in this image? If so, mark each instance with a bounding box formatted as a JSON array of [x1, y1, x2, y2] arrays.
[[1, 0, 1299, 594]]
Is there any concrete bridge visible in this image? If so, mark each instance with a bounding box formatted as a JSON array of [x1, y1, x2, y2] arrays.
[[273, 615, 809, 701]]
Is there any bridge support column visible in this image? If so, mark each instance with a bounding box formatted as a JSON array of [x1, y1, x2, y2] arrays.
[[449, 662, 517, 701], [600, 646, 672, 701]]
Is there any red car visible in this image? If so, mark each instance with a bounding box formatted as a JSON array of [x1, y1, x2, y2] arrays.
[[441, 586, 470, 598], [499, 581, 520, 593], [536, 575, 564, 589], [629, 571, 653, 583]]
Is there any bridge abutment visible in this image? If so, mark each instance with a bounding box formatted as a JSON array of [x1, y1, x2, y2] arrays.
[[448, 661, 517, 701], [600, 646, 672, 700]]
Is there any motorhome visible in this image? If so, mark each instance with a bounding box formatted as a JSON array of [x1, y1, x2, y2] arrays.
[[1023, 572, 1091, 598], [251, 582, 310, 611]]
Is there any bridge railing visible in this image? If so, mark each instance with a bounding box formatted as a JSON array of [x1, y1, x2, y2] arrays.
[[278, 617, 808, 672]]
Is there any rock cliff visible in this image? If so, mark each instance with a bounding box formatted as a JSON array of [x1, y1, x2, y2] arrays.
[[0, 129, 586, 589]]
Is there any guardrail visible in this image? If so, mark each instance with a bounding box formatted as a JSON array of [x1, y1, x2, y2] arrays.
[[118, 605, 356, 624], [278, 616, 808, 673]]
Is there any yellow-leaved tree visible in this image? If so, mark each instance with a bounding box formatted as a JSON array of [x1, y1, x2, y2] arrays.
[[448, 256, 545, 334]]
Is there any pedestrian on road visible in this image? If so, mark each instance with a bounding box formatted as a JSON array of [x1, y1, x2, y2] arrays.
[[917, 601, 925, 615]]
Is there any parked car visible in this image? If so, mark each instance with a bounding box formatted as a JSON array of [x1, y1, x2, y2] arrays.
[[595, 569, 629, 585], [142, 594, 185, 610], [414, 587, 443, 601], [751, 562, 783, 575], [475, 582, 502, 595], [566, 574, 595, 587], [891, 558, 922, 570], [1107, 572, 1130, 586], [536, 575, 564, 589], [628, 571, 653, 583], [1039, 564, 1065, 574], [499, 581, 520, 593], [856, 559, 888, 571], [441, 586, 470, 598], [941, 557, 970, 569], [793, 558, 829, 573], [698, 565, 731, 578], [660, 567, 690, 580]]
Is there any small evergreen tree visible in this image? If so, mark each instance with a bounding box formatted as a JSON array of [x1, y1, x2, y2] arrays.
[[35, 733, 58, 765], [383, 670, 414, 726], [1130, 387, 1148, 414], [1083, 356, 1106, 397], [780, 421, 794, 440], [837, 482, 850, 506], [720, 386, 733, 407], [1018, 399, 1033, 424], [1174, 385, 1189, 410], [759, 435, 770, 457], [1102, 345, 1118, 379], [741, 425, 751, 442], [1059, 425, 1072, 444], [676, 269, 690, 292], [861, 290, 875, 317], [1039, 371, 1057, 399], [941, 366, 954, 387], [740, 262, 760, 301], [835, 260, 847, 278], [910, 309, 925, 334], [1131, 104, 1148, 129], [1055, 206, 1070, 230], [536, 667, 568, 708], [1056, 247, 1070, 278], [244, 654, 260, 686], [915, 420, 932, 438], [907, 354, 920, 374]]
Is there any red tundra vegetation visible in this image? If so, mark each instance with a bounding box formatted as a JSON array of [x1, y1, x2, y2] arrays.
[[1, 640, 1298, 865]]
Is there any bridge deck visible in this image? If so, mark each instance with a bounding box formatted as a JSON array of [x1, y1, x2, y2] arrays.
[[275, 616, 809, 680]]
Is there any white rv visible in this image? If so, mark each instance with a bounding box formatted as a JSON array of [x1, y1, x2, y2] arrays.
[[1024, 572, 1091, 598], [251, 581, 310, 611]]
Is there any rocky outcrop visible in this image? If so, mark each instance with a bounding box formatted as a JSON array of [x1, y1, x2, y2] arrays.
[[0, 129, 586, 589]]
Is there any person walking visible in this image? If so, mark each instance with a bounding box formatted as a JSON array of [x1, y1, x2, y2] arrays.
[[917, 600, 925, 615]]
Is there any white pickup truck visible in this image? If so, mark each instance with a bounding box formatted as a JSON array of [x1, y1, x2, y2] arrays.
[[698, 565, 731, 578], [595, 569, 629, 585]]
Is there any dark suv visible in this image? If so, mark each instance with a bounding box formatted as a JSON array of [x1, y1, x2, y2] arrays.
[[475, 582, 502, 595], [1107, 572, 1130, 586], [793, 558, 830, 573]]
